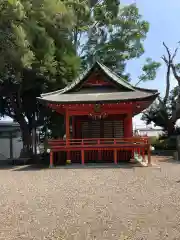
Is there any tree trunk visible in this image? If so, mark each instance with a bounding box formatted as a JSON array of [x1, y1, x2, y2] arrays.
[[10, 89, 33, 158], [19, 118, 32, 158], [167, 123, 175, 136]]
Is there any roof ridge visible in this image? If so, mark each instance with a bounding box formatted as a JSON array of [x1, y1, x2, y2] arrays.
[[41, 61, 157, 97], [96, 61, 135, 91], [96, 61, 134, 87]]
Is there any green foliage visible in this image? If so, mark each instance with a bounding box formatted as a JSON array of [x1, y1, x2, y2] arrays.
[[138, 58, 161, 83], [0, 0, 80, 84], [0, 0, 80, 151], [174, 63, 180, 74], [0, 0, 159, 154], [68, 0, 150, 78], [142, 100, 168, 125], [142, 85, 178, 135], [152, 137, 176, 151], [149, 136, 158, 145]]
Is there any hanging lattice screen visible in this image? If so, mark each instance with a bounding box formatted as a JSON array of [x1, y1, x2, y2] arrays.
[[113, 120, 124, 138], [81, 122, 89, 138], [81, 119, 124, 139], [91, 121, 101, 138], [103, 121, 113, 138]]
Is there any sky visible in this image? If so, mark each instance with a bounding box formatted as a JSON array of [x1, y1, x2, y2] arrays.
[[122, 0, 180, 128], [2, 0, 180, 125]]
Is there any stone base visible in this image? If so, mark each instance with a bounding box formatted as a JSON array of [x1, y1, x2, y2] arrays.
[[147, 163, 161, 170], [130, 158, 136, 163], [49, 164, 54, 168]]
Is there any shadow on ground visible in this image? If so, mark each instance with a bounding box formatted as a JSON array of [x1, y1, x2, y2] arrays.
[[0, 164, 18, 170], [5, 155, 179, 171], [12, 162, 143, 171], [12, 164, 49, 171], [153, 155, 179, 163]]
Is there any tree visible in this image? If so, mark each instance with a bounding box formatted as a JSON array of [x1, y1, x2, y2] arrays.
[[0, 0, 164, 156], [67, 0, 150, 79], [135, 58, 161, 86], [141, 42, 180, 135], [0, 0, 80, 155]]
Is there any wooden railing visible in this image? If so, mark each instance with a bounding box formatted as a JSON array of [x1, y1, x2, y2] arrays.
[[48, 137, 151, 166], [48, 137, 149, 147]]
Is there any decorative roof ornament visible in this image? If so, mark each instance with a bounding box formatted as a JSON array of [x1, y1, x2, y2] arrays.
[[94, 104, 101, 113]]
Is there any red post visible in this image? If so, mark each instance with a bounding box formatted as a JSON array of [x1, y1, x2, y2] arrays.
[[50, 151, 54, 168], [124, 113, 133, 138], [148, 144, 151, 166], [114, 149, 117, 164], [66, 109, 70, 161], [142, 148, 145, 162], [72, 116, 75, 138], [98, 139, 101, 162], [114, 140, 117, 164], [81, 150, 85, 165], [81, 139, 85, 165], [124, 113, 133, 160]]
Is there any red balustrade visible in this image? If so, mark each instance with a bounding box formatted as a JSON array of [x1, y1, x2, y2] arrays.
[[48, 137, 151, 166]]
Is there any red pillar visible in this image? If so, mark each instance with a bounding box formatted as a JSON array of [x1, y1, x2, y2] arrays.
[[81, 139, 85, 165], [66, 109, 70, 160], [114, 149, 117, 164], [124, 113, 133, 138], [148, 144, 151, 166], [72, 116, 75, 138], [50, 151, 53, 168], [124, 113, 133, 161]]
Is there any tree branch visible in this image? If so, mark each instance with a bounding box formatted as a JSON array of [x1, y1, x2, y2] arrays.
[[172, 47, 178, 61], [163, 42, 171, 61], [171, 63, 180, 83], [163, 42, 180, 83], [161, 55, 168, 65], [161, 56, 170, 104], [134, 79, 142, 87], [162, 42, 180, 102]]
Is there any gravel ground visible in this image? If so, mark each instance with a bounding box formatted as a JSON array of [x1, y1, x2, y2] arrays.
[[0, 156, 180, 240]]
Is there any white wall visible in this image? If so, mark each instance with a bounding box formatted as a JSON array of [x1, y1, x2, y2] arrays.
[[138, 130, 163, 138], [0, 138, 10, 160], [0, 137, 23, 160], [13, 137, 23, 159]]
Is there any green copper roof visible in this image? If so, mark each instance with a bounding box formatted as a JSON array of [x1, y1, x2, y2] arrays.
[[97, 62, 135, 91], [39, 61, 159, 105], [41, 61, 137, 97], [38, 91, 158, 104]]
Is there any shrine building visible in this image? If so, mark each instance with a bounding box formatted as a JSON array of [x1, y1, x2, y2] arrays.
[[38, 62, 159, 167]]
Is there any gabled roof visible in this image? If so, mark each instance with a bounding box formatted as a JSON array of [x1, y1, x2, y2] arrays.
[[41, 61, 136, 97], [39, 61, 159, 104], [40, 91, 158, 104]]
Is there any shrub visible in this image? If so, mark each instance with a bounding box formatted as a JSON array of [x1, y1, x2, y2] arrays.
[[149, 136, 158, 145], [152, 136, 176, 150]]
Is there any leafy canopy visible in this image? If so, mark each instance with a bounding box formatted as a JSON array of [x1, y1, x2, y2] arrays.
[[0, 0, 80, 87], [67, 0, 150, 79], [0, 0, 80, 150]]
